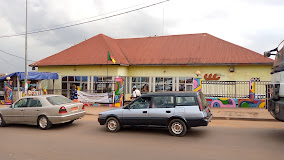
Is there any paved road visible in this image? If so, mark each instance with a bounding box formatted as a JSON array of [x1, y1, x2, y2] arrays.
[[0, 116, 283, 160]]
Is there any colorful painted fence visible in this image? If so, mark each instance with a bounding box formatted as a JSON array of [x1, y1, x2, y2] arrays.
[[194, 77, 267, 108], [206, 97, 265, 108]]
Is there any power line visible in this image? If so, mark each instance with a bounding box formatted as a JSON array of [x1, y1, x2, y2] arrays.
[[23, 2, 149, 34], [0, 0, 169, 39], [0, 56, 21, 70], [0, 49, 36, 62]]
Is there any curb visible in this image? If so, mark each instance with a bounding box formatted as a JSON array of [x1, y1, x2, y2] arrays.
[[84, 113, 277, 122]]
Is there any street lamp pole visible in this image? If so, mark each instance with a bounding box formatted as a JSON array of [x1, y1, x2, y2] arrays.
[[24, 0, 28, 95]]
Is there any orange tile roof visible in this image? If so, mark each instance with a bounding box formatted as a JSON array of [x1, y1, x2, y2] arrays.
[[30, 33, 273, 67]]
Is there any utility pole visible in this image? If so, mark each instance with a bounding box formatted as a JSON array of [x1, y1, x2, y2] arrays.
[[24, 0, 28, 95]]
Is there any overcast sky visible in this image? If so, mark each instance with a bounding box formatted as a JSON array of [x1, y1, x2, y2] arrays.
[[0, 0, 283, 74]]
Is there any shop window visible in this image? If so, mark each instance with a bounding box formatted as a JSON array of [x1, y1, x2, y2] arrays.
[[62, 76, 67, 81], [155, 77, 173, 92], [179, 77, 193, 91], [68, 76, 74, 81], [93, 76, 113, 93], [132, 77, 149, 93]]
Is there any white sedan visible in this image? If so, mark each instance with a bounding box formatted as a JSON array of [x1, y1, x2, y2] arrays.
[[0, 95, 85, 129]]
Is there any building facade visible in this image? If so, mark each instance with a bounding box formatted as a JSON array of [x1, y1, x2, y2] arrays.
[[31, 33, 273, 100]]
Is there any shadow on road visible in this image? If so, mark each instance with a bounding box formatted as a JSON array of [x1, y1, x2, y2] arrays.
[[95, 125, 209, 137], [1, 121, 79, 130]]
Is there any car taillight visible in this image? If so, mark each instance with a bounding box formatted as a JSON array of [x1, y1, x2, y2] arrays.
[[59, 106, 67, 114], [82, 105, 85, 109], [198, 98, 203, 111]]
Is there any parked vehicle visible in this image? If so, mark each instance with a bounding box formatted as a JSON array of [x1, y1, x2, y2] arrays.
[[0, 95, 86, 129], [264, 40, 284, 121], [98, 91, 212, 136]]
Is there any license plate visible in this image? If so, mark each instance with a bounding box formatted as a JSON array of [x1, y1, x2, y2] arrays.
[[71, 106, 79, 111]]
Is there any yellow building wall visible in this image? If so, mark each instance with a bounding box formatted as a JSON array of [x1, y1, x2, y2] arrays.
[[127, 65, 272, 81], [38, 64, 272, 100]]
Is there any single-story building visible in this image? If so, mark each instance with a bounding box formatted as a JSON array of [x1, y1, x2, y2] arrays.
[[30, 33, 273, 100]]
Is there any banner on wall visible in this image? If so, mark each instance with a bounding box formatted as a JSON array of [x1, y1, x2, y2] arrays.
[[77, 90, 111, 103]]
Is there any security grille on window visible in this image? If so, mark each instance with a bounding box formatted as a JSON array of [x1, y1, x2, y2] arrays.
[[178, 77, 193, 91], [132, 77, 149, 93], [61, 76, 88, 98], [155, 77, 173, 92], [93, 76, 113, 93]]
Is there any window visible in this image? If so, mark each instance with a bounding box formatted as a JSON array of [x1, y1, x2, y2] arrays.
[[178, 77, 193, 91], [155, 77, 173, 92], [47, 96, 74, 105], [28, 98, 42, 107], [176, 96, 197, 106], [14, 98, 28, 108], [129, 97, 151, 109], [132, 77, 149, 93], [93, 76, 113, 93], [152, 96, 174, 108]]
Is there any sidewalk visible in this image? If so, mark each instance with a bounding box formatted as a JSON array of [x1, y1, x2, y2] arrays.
[[0, 105, 276, 121], [84, 106, 276, 121]]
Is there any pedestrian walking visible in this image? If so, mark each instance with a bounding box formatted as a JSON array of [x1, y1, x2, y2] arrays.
[[71, 84, 79, 102]]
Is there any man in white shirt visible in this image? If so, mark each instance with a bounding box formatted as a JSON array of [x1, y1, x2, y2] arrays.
[[132, 86, 141, 98]]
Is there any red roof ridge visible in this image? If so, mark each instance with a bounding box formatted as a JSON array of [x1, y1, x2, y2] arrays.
[[30, 33, 273, 67], [117, 33, 209, 40], [101, 34, 130, 65]]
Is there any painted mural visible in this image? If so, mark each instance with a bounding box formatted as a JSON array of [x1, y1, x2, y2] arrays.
[[194, 78, 266, 108], [207, 98, 237, 108], [114, 77, 124, 107], [237, 78, 265, 108], [4, 81, 13, 105], [193, 78, 201, 92]]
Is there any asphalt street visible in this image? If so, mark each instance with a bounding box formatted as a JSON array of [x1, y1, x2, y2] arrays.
[[0, 115, 283, 160]]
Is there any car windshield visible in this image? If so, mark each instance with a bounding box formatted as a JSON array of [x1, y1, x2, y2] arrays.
[[46, 96, 74, 105]]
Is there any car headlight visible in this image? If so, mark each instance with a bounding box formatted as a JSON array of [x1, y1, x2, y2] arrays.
[[98, 114, 102, 118]]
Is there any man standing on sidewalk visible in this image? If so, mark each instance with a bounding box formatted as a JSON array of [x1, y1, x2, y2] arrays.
[[131, 86, 141, 99]]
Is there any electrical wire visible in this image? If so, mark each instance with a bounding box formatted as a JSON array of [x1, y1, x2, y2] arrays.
[[0, 49, 36, 62], [0, 56, 21, 71], [24, 2, 149, 33], [0, 0, 169, 39]]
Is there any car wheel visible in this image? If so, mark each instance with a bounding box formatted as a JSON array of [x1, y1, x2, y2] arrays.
[[38, 116, 52, 130], [168, 119, 187, 137], [106, 117, 121, 132], [66, 120, 74, 124], [0, 114, 6, 127]]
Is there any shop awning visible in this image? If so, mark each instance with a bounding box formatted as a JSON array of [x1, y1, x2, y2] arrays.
[[0, 72, 59, 81]]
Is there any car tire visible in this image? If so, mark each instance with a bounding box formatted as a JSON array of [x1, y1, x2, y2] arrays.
[[168, 119, 187, 137], [66, 120, 74, 124], [0, 114, 6, 127], [106, 117, 121, 132], [38, 116, 52, 130]]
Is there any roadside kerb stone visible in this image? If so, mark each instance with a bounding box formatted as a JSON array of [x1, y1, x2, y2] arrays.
[[0, 105, 276, 121]]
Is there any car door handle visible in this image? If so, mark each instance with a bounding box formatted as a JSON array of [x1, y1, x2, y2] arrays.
[[20, 109, 25, 111], [166, 111, 171, 113], [143, 111, 147, 113], [35, 109, 40, 111]]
